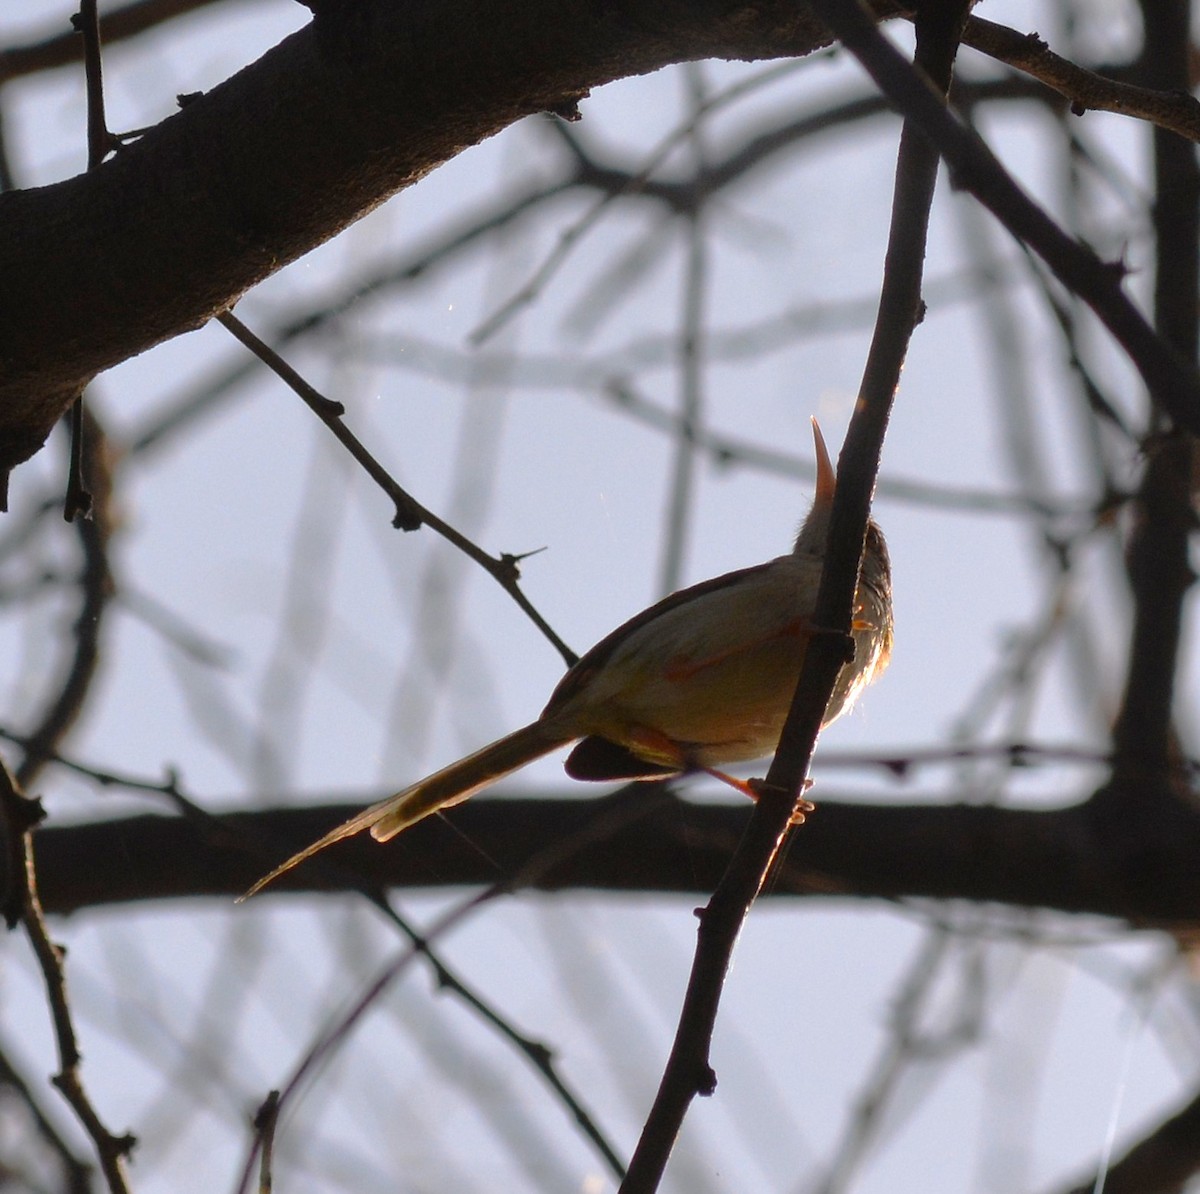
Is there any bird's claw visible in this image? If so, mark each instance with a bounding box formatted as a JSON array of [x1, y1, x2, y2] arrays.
[[744, 776, 815, 823]]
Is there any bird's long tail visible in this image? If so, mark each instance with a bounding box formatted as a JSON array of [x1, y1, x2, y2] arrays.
[[242, 720, 571, 899]]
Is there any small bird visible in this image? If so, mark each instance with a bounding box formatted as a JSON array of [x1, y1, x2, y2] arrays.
[[244, 421, 892, 897]]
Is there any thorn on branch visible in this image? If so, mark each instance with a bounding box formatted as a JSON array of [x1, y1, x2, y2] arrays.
[[252, 1090, 280, 1136], [390, 502, 423, 531], [1101, 256, 1131, 284], [494, 554, 522, 584], [500, 545, 548, 579]]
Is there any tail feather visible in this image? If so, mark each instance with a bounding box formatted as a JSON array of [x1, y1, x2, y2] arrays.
[[241, 720, 569, 900]]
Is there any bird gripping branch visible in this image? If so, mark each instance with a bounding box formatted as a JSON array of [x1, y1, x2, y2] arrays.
[[244, 420, 892, 899]]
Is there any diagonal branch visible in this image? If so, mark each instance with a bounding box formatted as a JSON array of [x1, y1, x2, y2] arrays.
[[807, 0, 1200, 436], [618, 2, 967, 1187], [216, 310, 578, 665]]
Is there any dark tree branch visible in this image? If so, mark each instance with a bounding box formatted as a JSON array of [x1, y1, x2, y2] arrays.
[[958, 15, 1200, 142], [618, 0, 964, 1165], [805, 0, 1200, 437], [25, 789, 1200, 926], [216, 311, 578, 664], [0, 0, 902, 478], [0, 762, 134, 1194], [1108, 0, 1199, 797]]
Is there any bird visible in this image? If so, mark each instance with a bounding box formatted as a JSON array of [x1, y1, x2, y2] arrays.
[[244, 420, 892, 898]]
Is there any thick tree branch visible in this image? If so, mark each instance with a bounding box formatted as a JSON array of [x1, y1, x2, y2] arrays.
[[1108, 0, 1199, 796], [30, 789, 1200, 926], [0, 0, 900, 479]]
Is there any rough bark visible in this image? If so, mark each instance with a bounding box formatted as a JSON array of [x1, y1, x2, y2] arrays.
[[0, 0, 899, 478], [31, 790, 1200, 926]]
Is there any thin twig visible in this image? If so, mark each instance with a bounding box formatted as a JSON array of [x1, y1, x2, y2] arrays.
[[63, 396, 92, 522], [61, 0, 113, 522], [958, 14, 1200, 143], [807, 0, 1200, 436], [72, 0, 112, 170], [0, 760, 135, 1194], [18, 409, 114, 788], [236, 788, 673, 1191], [216, 310, 577, 667], [6, 717, 634, 1178]]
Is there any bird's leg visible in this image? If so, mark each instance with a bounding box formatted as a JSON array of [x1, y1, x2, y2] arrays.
[[698, 768, 815, 823], [624, 728, 817, 825], [699, 767, 759, 799]]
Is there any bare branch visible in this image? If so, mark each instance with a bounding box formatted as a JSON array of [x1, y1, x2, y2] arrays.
[[0, 761, 135, 1194], [810, 0, 1200, 435], [959, 15, 1200, 142], [216, 310, 578, 665], [0, 0, 903, 478], [620, 5, 967, 1184]]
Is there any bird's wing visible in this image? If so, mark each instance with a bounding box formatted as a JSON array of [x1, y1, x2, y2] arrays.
[[544, 560, 780, 713]]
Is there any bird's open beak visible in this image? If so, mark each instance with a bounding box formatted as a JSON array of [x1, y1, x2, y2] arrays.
[[811, 418, 837, 506]]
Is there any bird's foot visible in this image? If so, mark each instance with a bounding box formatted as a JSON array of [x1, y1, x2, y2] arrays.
[[706, 770, 815, 824]]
